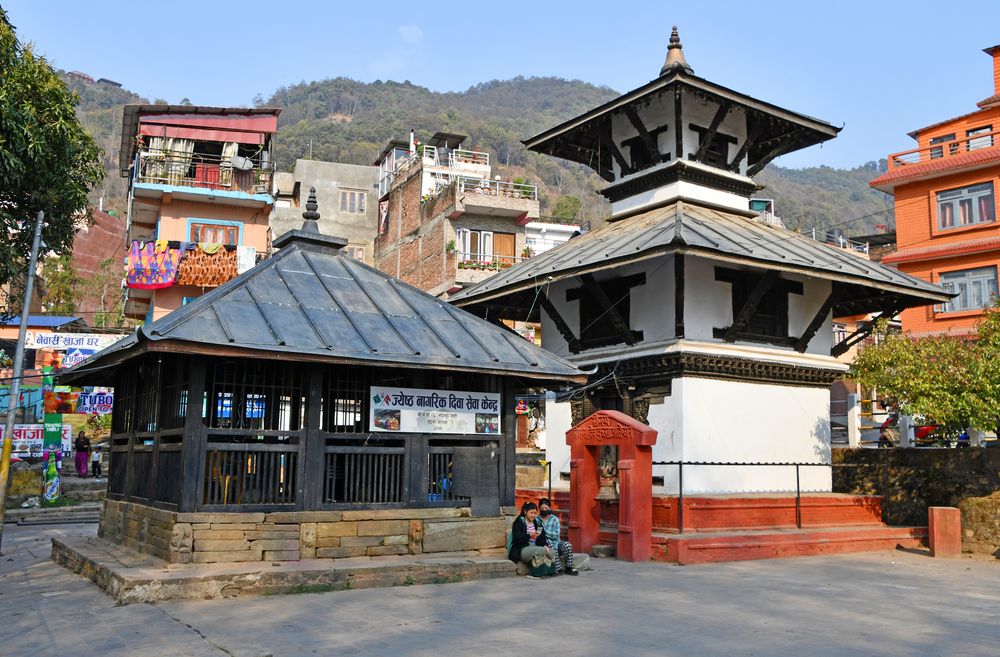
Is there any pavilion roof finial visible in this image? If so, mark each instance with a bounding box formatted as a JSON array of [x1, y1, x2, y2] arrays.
[[660, 26, 693, 76], [302, 186, 320, 232]]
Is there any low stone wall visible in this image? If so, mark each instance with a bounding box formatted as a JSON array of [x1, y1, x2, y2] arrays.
[[100, 500, 511, 564], [832, 448, 1000, 527], [958, 493, 1000, 556]]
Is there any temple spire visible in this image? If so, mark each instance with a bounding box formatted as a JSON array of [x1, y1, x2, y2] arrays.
[[660, 26, 693, 76], [301, 186, 320, 232]]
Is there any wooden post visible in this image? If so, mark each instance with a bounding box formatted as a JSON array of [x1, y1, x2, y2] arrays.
[[300, 363, 325, 510], [501, 379, 517, 507], [179, 358, 206, 512]]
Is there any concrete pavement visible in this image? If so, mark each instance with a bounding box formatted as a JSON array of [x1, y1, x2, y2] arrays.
[[1, 523, 998, 657]]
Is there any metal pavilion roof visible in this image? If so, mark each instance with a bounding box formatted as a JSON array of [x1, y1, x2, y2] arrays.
[[61, 231, 586, 385], [449, 202, 952, 316]]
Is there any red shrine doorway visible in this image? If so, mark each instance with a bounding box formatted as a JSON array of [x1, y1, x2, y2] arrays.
[[565, 410, 657, 562]]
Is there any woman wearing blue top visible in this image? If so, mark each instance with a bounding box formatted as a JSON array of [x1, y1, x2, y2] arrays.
[[539, 498, 578, 575]]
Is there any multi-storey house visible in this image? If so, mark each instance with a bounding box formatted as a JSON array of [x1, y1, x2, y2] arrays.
[[871, 44, 1000, 335], [118, 105, 280, 322]]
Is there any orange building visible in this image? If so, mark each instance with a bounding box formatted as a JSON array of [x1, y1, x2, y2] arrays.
[[871, 44, 1000, 336]]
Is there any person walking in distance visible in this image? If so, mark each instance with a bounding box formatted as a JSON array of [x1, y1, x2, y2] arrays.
[[91, 443, 102, 478], [74, 430, 91, 478], [538, 498, 578, 575]]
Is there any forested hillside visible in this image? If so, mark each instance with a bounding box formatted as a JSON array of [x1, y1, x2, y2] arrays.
[[64, 72, 894, 235]]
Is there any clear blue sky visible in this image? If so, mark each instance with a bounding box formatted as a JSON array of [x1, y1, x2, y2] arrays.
[[5, 0, 1000, 169]]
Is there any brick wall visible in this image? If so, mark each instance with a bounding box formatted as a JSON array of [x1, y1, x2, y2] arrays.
[[99, 500, 510, 564]]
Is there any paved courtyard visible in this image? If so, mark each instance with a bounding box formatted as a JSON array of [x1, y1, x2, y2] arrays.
[[1, 523, 997, 657]]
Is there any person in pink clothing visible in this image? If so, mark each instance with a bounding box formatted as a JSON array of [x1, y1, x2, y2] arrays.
[[74, 431, 91, 477]]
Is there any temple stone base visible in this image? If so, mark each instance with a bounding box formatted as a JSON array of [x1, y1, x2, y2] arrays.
[[51, 534, 518, 605], [99, 499, 514, 564]]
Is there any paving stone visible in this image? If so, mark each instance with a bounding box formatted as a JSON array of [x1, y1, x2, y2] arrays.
[[194, 539, 251, 551], [315, 537, 341, 549], [316, 521, 357, 538], [193, 530, 247, 540], [315, 546, 367, 558], [341, 536, 384, 548], [367, 545, 409, 557], [176, 512, 266, 524], [264, 550, 300, 561], [244, 530, 302, 540], [254, 523, 299, 532], [340, 508, 464, 521], [265, 511, 342, 523], [251, 539, 300, 552], [422, 517, 506, 553], [384, 534, 409, 546], [209, 523, 259, 531], [356, 520, 408, 536], [190, 549, 262, 563]]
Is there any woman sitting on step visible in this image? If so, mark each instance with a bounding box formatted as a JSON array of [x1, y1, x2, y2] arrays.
[[508, 502, 554, 577]]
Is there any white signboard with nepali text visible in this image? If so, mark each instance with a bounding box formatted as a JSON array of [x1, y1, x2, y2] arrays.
[[0, 424, 73, 458], [25, 332, 124, 352], [369, 387, 501, 435]]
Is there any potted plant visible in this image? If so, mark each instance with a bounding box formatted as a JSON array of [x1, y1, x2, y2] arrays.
[[521, 246, 534, 259], [446, 238, 456, 255]]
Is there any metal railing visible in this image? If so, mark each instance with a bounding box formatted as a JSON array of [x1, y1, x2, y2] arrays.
[[449, 148, 489, 167], [887, 127, 1000, 169], [808, 228, 870, 254], [457, 176, 537, 200], [652, 460, 890, 533], [136, 149, 274, 195], [456, 251, 526, 270]]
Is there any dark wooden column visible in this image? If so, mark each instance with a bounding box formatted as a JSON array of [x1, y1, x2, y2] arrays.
[[300, 363, 325, 511], [500, 378, 517, 507], [178, 358, 206, 512]]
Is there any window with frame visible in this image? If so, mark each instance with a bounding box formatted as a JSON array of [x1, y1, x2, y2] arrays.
[[339, 190, 367, 214], [343, 245, 365, 262], [936, 182, 996, 229], [966, 125, 993, 151], [566, 273, 645, 350], [928, 133, 956, 159], [456, 228, 493, 261], [189, 222, 240, 245], [936, 266, 999, 313]]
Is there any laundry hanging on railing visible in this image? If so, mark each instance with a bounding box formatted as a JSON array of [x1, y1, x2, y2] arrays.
[[175, 243, 238, 287], [125, 240, 182, 289]]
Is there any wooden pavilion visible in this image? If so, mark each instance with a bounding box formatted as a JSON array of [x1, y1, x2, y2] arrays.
[[61, 192, 584, 563]]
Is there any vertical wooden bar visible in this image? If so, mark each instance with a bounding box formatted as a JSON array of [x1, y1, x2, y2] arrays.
[[179, 358, 206, 512], [501, 379, 516, 507], [301, 363, 323, 510], [674, 253, 685, 339]]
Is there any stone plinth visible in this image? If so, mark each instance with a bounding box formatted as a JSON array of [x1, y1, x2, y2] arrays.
[[928, 506, 962, 558]]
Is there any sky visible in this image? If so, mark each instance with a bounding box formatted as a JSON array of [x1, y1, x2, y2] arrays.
[[4, 0, 1000, 169]]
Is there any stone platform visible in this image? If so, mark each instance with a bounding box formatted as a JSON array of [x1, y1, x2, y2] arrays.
[[52, 534, 520, 605]]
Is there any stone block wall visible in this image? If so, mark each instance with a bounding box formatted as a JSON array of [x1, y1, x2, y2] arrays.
[[100, 500, 511, 564], [832, 448, 1000, 527]]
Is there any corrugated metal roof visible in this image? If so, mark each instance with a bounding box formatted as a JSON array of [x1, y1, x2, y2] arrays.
[[63, 239, 585, 383], [449, 202, 952, 308]]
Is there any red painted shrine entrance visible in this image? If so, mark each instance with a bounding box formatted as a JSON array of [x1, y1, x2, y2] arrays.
[[566, 410, 657, 562]]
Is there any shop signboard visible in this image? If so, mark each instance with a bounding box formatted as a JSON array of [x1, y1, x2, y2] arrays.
[[369, 386, 501, 435], [0, 424, 72, 458]]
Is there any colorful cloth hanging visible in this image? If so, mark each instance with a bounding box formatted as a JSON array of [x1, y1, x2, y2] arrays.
[[175, 244, 238, 287], [125, 240, 181, 290]]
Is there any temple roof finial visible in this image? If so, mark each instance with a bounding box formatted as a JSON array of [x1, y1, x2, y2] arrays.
[[660, 26, 693, 76], [302, 186, 320, 232]]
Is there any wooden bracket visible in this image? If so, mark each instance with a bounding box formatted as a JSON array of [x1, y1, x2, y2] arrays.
[[795, 287, 840, 353], [539, 293, 583, 353], [624, 107, 662, 164], [692, 101, 732, 163], [830, 304, 902, 357], [577, 273, 638, 345]]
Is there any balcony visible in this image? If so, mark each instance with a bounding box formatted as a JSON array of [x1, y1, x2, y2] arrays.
[[452, 176, 539, 222], [133, 149, 274, 204], [887, 128, 1000, 171], [454, 251, 528, 286]]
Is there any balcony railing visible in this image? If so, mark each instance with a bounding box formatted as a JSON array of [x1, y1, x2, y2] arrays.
[[449, 148, 489, 167], [135, 149, 274, 196], [456, 251, 527, 270], [457, 176, 537, 201], [887, 127, 1000, 170]]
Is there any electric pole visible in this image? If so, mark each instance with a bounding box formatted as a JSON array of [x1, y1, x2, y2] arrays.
[[0, 211, 45, 553]]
